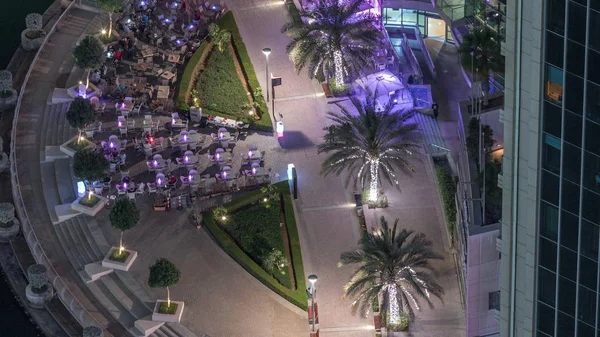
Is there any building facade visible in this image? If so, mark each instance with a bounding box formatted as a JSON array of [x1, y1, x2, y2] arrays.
[[501, 0, 600, 336]]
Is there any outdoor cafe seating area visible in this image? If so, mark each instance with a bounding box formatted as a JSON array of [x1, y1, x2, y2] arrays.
[[85, 102, 272, 206]]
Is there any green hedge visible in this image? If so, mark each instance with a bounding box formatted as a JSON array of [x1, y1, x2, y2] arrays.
[[203, 182, 307, 309], [196, 47, 250, 116], [217, 12, 272, 131], [176, 41, 210, 110], [434, 166, 457, 238]]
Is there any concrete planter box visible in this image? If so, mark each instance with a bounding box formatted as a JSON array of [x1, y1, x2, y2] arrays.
[[67, 82, 101, 99], [0, 89, 18, 111], [26, 284, 53, 308], [21, 29, 46, 51], [101, 247, 138, 271], [0, 219, 20, 242], [71, 194, 107, 216], [60, 136, 96, 157], [152, 300, 184, 323]]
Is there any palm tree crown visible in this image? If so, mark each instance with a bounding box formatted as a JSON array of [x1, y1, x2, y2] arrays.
[[458, 26, 503, 76], [339, 217, 444, 323], [281, 0, 382, 84], [318, 91, 421, 201]]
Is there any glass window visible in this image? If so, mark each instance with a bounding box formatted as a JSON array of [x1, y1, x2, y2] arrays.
[[542, 170, 560, 205], [545, 65, 564, 104], [544, 101, 563, 137], [538, 302, 556, 336], [543, 133, 561, 174], [539, 267, 557, 306], [578, 320, 595, 337], [547, 31, 564, 67], [566, 40, 585, 77], [558, 312, 574, 337], [579, 257, 598, 290], [564, 111, 582, 146], [589, 49, 600, 86], [561, 210, 579, 251], [593, 0, 600, 12], [586, 81, 600, 124], [583, 151, 600, 194], [547, 0, 566, 34], [559, 276, 577, 315], [581, 220, 600, 261], [565, 72, 584, 115], [582, 189, 600, 224], [563, 142, 581, 182], [568, 2, 587, 45], [578, 285, 597, 326], [560, 246, 577, 280], [561, 179, 580, 214], [585, 121, 600, 157], [556, 311, 575, 337], [541, 202, 560, 240], [590, 9, 600, 52]]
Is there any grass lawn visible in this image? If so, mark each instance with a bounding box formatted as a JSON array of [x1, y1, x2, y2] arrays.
[[108, 249, 130, 263], [196, 47, 250, 117], [79, 195, 100, 207], [227, 202, 291, 288], [158, 301, 178, 314], [217, 12, 272, 131], [203, 182, 307, 309]]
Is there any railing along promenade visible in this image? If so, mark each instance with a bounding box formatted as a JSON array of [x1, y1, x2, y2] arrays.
[[9, 1, 112, 335]]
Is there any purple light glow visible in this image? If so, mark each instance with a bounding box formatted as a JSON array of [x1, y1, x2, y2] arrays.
[[157, 178, 162, 186], [188, 175, 192, 182], [216, 153, 220, 160], [184, 156, 189, 163], [123, 182, 127, 189], [188, 24, 194, 30], [218, 132, 223, 139], [252, 167, 256, 175], [248, 150, 252, 157], [118, 121, 122, 127], [153, 160, 158, 167], [109, 142, 114, 148]]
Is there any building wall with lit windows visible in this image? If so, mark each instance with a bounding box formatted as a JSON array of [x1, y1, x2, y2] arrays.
[[500, 0, 600, 336]]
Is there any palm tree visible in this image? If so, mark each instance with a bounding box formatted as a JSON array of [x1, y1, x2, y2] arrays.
[[458, 26, 503, 80], [339, 216, 444, 324], [281, 0, 382, 84], [318, 91, 421, 202]]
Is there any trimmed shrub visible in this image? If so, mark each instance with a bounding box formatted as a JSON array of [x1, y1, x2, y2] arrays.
[[434, 166, 457, 238], [0, 70, 12, 92], [0, 203, 15, 224], [67, 97, 96, 130], [73, 149, 109, 182], [27, 264, 48, 291], [25, 13, 43, 30]]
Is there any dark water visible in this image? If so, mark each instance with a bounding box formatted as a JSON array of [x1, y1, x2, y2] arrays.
[[1, 0, 54, 335], [0, 0, 54, 68]]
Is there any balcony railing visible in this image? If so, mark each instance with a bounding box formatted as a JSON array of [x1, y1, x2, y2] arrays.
[[435, 0, 477, 22]]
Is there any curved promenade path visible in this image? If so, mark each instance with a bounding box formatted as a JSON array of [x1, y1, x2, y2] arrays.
[[13, 7, 131, 336]]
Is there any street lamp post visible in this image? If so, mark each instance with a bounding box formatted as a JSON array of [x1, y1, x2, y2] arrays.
[[262, 48, 272, 102], [307, 274, 318, 332]]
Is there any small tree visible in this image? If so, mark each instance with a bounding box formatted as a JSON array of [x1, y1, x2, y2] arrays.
[[208, 23, 231, 52], [67, 97, 96, 137], [148, 258, 181, 308], [260, 184, 280, 209], [27, 264, 48, 293], [97, 0, 124, 38], [73, 149, 109, 182], [262, 249, 289, 276], [109, 199, 140, 255], [73, 36, 104, 87]]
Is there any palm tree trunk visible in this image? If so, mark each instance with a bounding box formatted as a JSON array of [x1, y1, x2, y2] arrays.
[[86, 69, 90, 89], [369, 160, 379, 202], [388, 284, 400, 324], [333, 50, 344, 85], [108, 13, 113, 38], [167, 287, 170, 307]]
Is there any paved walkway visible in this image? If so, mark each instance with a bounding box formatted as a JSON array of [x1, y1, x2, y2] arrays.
[[226, 1, 466, 336]]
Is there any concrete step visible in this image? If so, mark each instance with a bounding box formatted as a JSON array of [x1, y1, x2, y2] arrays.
[[114, 270, 154, 307], [82, 216, 112, 255], [86, 279, 137, 329], [59, 219, 94, 269], [43, 146, 69, 163], [163, 323, 199, 337], [54, 221, 84, 271], [65, 217, 98, 265], [134, 319, 164, 337], [55, 158, 77, 204], [54, 204, 81, 224], [41, 161, 61, 224], [414, 112, 446, 155], [75, 216, 106, 259], [101, 274, 153, 320]]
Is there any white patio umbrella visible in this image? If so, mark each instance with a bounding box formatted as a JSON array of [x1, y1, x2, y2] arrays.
[[355, 70, 405, 97]]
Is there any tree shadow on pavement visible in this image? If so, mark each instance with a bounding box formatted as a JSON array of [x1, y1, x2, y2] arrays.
[[278, 131, 314, 150]]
